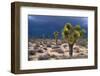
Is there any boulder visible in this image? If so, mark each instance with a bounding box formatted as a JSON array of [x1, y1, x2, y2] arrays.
[[47, 44, 51, 47], [28, 46, 34, 51], [38, 53, 50, 60], [52, 45, 60, 49], [63, 45, 68, 48], [78, 52, 85, 56], [28, 50, 36, 55], [43, 47, 47, 50], [73, 47, 80, 53], [51, 48, 64, 53], [57, 40, 62, 45], [37, 49, 44, 53]]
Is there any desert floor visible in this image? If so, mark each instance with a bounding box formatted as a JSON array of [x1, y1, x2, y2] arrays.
[[28, 39, 88, 61]]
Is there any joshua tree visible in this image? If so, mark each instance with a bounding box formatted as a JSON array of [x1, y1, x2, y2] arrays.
[[54, 31, 59, 45], [62, 23, 85, 56]]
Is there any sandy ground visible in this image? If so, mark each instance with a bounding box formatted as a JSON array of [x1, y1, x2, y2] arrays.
[[28, 39, 88, 61]]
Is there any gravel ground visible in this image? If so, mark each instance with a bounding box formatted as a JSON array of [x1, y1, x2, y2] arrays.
[[28, 39, 88, 61]]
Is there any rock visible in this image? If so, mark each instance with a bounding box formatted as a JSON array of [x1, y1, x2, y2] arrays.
[[79, 53, 85, 56], [51, 48, 64, 53], [61, 43, 68, 48], [86, 50, 88, 53], [28, 46, 34, 51], [57, 40, 62, 45], [47, 44, 51, 47], [28, 50, 36, 55], [54, 53, 64, 59], [32, 43, 37, 47], [74, 50, 80, 53], [28, 55, 38, 61], [37, 49, 44, 53], [73, 52, 79, 57], [73, 47, 80, 53], [43, 47, 47, 50], [50, 54, 56, 58], [65, 50, 69, 52], [35, 44, 40, 47], [38, 53, 50, 60], [49, 52, 63, 59], [40, 45, 43, 48], [34, 44, 40, 50], [63, 45, 68, 48], [81, 53, 85, 55], [43, 41, 47, 44], [52, 45, 60, 49], [51, 41, 56, 45], [34, 46, 38, 50]]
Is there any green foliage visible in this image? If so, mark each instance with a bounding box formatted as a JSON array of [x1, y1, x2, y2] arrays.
[[65, 23, 72, 30], [74, 30, 80, 38], [62, 23, 85, 45], [54, 31, 59, 38], [53, 31, 59, 44], [80, 29, 86, 36], [75, 25, 81, 31]]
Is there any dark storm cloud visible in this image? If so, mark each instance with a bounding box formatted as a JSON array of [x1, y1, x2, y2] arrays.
[[28, 15, 88, 39]]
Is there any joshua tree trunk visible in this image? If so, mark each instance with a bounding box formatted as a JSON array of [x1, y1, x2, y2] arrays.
[[69, 44, 74, 56], [55, 38, 58, 45]]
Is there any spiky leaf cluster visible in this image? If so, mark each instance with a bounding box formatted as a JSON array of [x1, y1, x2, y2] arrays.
[[62, 23, 85, 45]]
